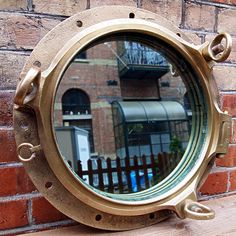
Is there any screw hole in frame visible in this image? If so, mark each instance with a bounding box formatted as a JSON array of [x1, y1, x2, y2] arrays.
[[33, 61, 41, 67], [95, 214, 102, 221], [129, 12, 135, 18], [149, 213, 155, 219], [76, 20, 83, 27], [45, 181, 53, 189]]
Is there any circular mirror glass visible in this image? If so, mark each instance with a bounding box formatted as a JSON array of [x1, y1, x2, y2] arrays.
[[53, 33, 204, 196]]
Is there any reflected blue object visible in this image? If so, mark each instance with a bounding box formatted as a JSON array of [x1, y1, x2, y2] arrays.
[[130, 171, 153, 192]]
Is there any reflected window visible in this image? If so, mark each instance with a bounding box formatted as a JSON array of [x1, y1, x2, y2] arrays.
[[75, 51, 87, 60], [61, 89, 94, 153], [62, 89, 90, 115]]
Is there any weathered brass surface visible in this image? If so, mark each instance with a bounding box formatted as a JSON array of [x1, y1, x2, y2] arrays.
[[13, 6, 232, 230], [183, 199, 215, 220]]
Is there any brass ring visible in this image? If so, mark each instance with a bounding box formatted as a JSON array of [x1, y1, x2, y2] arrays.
[[203, 33, 232, 62], [184, 200, 215, 220], [17, 143, 36, 162]]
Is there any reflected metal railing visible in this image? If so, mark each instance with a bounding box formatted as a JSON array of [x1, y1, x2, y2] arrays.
[[76, 152, 182, 194], [118, 42, 169, 73]]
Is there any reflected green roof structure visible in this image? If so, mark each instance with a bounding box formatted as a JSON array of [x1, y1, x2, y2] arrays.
[[112, 101, 190, 158], [117, 101, 188, 123]]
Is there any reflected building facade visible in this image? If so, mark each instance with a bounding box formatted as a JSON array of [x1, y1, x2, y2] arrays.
[[54, 40, 190, 161]]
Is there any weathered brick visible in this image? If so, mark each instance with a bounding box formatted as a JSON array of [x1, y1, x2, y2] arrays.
[[0, 200, 28, 230], [199, 171, 228, 195], [221, 93, 236, 117], [140, 0, 182, 27], [0, 166, 36, 196], [214, 66, 236, 91], [182, 30, 202, 45], [0, 129, 18, 163], [0, 0, 28, 11], [216, 145, 236, 167], [218, 9, 236, 36], [185, 3, 216, 32], [0, 91, 14, 127], [229, 169, 236, 191], [0, 12, 62, 51], [33, 0, 88, 16], [32, 197, 68, 224], [0, 52, 28, 89]]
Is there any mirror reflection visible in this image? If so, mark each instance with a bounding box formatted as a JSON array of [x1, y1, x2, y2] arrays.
[[54, 36, 192, 194]]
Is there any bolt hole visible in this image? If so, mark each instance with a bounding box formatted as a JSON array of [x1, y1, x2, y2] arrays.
[[33, 61, 41, 67], [176, 33, 181, 37], [95, 214, 102, 221], [149, 213, 155, 219], [45, 182, 53, 189], [76, 20, 83, 27], [129, 12, 135, 18]]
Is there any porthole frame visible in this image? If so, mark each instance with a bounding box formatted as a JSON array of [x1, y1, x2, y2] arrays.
[[14, 6, 232, 230]]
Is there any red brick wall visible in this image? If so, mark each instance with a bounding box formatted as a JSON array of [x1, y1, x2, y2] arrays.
[[0, 0, 235, 235]]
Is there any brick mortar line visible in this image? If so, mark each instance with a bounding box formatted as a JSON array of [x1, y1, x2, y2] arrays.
[[177, 28, 236, 36], [214, 63, 236, 67], [0, 219, 74, 236], [0, 126, 14, 130], [0, 87, 17, 90], [181, 26, 217, 35], [220, 91, 236, 94], [0, 192, 42, 202], [187, 0, 236, 9], [137, 0, 142, 8], [199, 189, 236, 201], [211, 165, 236, 173], [214, 5, 219, 33], [0, 89, 16, 92], [180, 0, 186, 29], [182, 28, 217, 35], [182, 28, 236, 38], [181, 25, 236, 37], [0, 162, 23, 168], [27, 198, 34, 226], [27, 0, 33, 12], [0, 49, 31, 55], [0, 9, 68, 20], [226, 170, 231, 192]]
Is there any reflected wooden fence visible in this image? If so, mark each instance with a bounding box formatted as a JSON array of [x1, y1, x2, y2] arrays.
[[77, 153, 182, 194]]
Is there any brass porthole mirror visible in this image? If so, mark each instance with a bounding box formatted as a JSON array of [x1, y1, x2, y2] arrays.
[[14, 6, 232, 230]]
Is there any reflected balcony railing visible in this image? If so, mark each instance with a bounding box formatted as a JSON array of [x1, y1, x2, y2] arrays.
[[118, 42, 170, 80]]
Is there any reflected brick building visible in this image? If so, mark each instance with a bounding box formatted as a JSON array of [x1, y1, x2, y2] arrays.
[[54, 40, 187, 159]]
